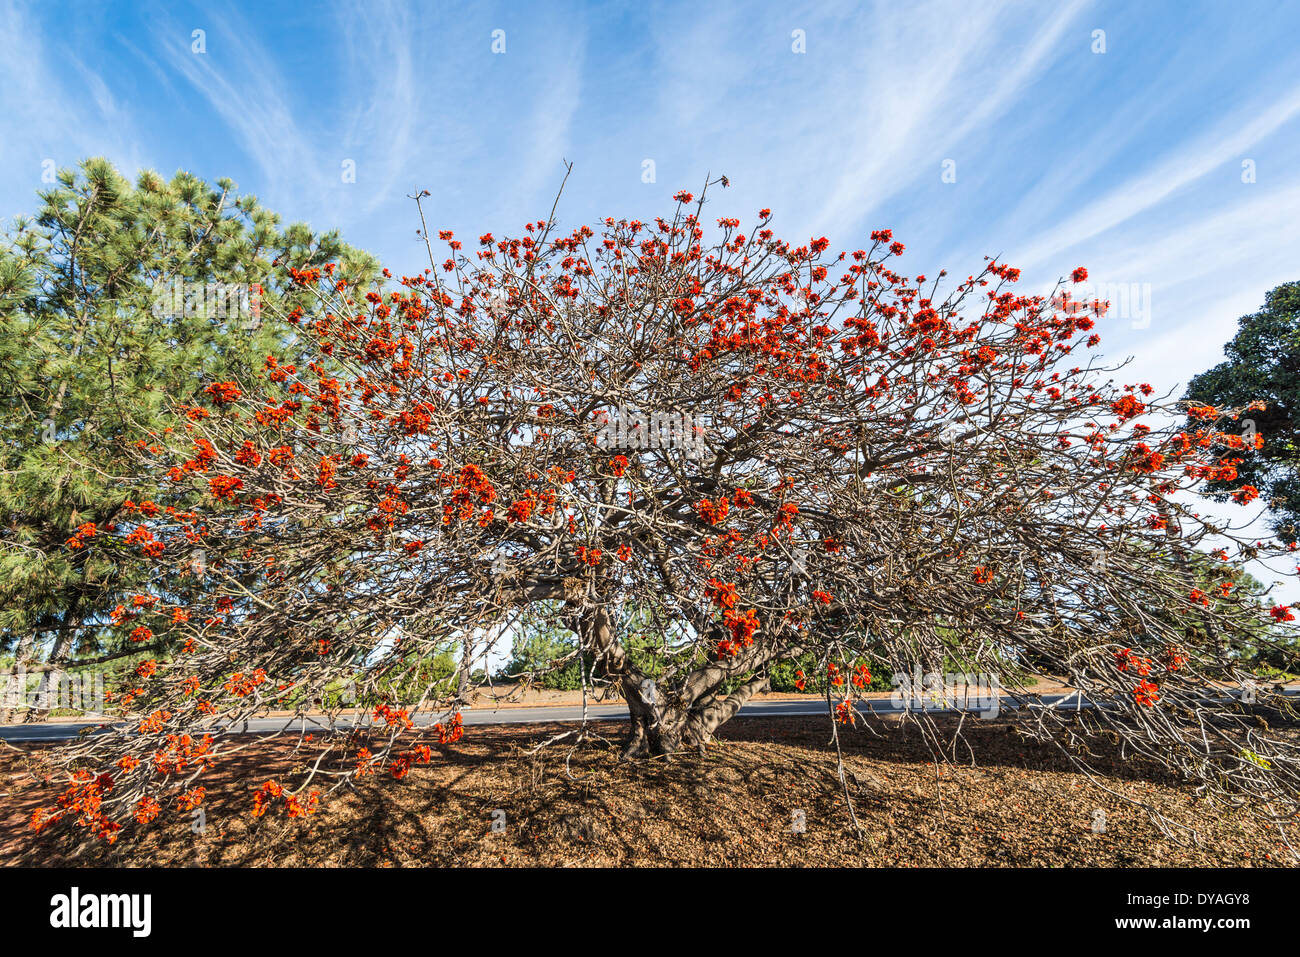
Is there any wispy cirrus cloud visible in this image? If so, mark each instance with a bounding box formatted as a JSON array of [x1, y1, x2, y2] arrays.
[[0, 0, 144, 212], [804, 0, 1088, 241], [1009, 80, 1300, 271], [152, 5, 330, 205], [334, 0, 419, 214]]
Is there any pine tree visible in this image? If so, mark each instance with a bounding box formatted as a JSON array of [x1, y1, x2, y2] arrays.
[[0, 158, 376, 717]]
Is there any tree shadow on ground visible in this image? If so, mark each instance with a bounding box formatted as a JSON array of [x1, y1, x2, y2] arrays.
[[5, 714, 1292, 867]]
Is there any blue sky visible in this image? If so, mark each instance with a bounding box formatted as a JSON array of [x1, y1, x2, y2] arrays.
[[4, 0, 1300, 591]]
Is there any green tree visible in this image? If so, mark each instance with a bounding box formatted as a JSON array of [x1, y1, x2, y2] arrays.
[[499, 605, 588, 691], [0, 158, 376, 717], [498, 598, 683, 692], [1185, 281, 1300, 544]]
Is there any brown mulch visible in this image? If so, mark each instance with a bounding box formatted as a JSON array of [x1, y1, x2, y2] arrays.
[[1, 715, 1295, 867]]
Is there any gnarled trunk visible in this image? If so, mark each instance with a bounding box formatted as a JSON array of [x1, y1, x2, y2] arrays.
[[620, 672, 772, 758], [572, 603, 776, 759]]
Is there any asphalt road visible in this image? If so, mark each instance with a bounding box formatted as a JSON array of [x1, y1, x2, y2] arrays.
[[0, 693, 1065, 743], [4, 688, 1289, 744]]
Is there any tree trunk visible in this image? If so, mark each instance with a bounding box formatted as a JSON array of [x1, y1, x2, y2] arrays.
[[573, 603, 776, 759], [620, 673, 773, 757], [1, 633, 35, 725], [1, 625, 49, 725], [30, 601, 82, 721]]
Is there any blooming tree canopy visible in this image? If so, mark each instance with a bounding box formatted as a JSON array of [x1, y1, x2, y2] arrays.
[[36, 181, 1300, 849]]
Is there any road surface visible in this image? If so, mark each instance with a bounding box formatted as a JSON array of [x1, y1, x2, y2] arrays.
[[0, 693, 1050, 743], [3, 688, 1289, 744]]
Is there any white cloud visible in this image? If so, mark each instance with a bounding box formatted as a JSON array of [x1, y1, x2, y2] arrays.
[[153, 6, 329, 207], [1010, 80, 1300, 270], [0, 0, 143, 210]]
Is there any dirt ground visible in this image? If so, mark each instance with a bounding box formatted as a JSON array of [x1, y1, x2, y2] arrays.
[[2, 715, 1295, 867]]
